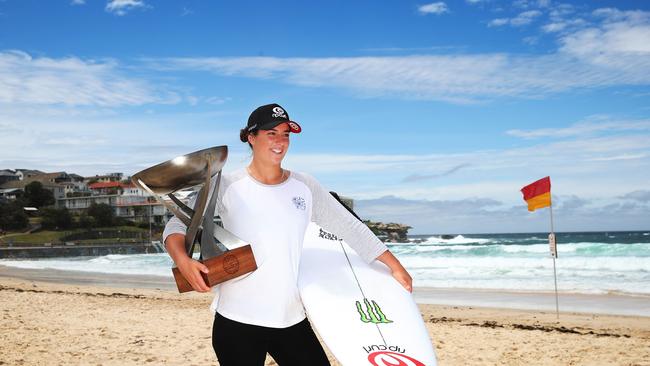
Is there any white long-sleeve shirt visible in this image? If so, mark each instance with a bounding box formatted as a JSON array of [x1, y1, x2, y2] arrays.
[[162, 168, 387, 328]]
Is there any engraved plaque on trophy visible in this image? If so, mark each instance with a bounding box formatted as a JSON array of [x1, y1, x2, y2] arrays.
[[132, 146, 257, 293]]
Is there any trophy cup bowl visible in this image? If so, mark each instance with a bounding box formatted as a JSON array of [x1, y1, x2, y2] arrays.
[[133, 146, 228, 195], [132, 146, 257, 293]]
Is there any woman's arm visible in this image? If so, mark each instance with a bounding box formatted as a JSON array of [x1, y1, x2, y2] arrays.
[[292, 172, 414, 293], [165, 233, 211, 293], [161, 192, 213, 293], [377, 250, 413, 293]]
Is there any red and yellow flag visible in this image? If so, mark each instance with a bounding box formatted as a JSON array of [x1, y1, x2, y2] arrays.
[[521, 176, 551, 212]]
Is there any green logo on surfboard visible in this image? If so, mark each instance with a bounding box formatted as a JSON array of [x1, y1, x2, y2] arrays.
[[356, 299, 393, 324]]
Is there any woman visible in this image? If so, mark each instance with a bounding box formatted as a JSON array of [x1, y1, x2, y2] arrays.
[[162, 103, 412, 366]]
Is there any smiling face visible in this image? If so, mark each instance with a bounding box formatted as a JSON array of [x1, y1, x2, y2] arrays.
[[248, 123, 291, 166]]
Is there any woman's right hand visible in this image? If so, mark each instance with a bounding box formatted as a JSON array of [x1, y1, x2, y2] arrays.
[[176, 256, 211, 293], [165, 233, 212, 293]]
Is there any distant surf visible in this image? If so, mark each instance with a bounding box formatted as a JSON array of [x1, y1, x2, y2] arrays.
[[1, 231, 649, 295]]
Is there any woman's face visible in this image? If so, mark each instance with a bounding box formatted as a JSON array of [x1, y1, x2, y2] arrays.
[[248, 123, 291, 166]]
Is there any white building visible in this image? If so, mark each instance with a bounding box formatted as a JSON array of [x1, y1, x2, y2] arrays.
[[56, 182, 167, 225]]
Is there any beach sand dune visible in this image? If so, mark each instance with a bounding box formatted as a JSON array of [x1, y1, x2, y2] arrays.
[[1, 277, 648, 366]]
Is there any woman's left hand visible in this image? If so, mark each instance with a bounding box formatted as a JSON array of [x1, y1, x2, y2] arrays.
[[391, 267, 413, 293], [377, 250, 413, 293]]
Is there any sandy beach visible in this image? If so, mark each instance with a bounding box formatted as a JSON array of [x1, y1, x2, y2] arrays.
[[1, 266, 649, 366]]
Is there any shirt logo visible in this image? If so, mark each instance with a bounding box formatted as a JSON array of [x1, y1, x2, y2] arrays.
[[292, 196, 306, 210], [272, 106, 287, 119]]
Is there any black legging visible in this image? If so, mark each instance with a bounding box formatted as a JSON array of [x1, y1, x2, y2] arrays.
[[212, 312, 331, 366]]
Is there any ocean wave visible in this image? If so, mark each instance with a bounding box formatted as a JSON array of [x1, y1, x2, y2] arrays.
[[398, 255, 650, 273], [2, 231, 649, 296], [0, 254, 173, 277], [389, 242, 650, 258], [414, 235, 492, 245]]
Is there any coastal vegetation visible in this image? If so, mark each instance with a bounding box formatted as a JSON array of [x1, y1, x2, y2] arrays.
[[0, 226, 151, 246], [0, 190, 161, 246], [0, 200, 29, 231]]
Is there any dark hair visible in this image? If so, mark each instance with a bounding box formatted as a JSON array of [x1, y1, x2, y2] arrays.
[[239, 128, 258, 148]]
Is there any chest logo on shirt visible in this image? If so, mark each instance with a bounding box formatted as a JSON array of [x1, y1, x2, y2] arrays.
[[292, 196, 306, 210]]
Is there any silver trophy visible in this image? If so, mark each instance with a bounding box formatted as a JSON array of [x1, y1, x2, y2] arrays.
[[132, 146, 257, 292]]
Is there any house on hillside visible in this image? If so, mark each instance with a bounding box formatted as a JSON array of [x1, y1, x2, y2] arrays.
[[14, 169, 45, 181], [0, 188, 22, 201], [85, 173, 123, 184], [0, 170, 19, 186], [58, 181, 167, 225], [88, 181, 122, 195], [0, 171, 88, 201]]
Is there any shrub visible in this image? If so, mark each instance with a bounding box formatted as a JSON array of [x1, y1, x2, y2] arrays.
[[41, 207, 73, 230], [87, 203, 115, 227]]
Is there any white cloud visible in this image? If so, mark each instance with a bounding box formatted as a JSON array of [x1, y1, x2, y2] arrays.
[[489, 10, 542, 27], [586, 153, 647, 162], [355, 192, 650, 234], [2, 105, 648, 233], [620, 190, 650, 203], [549, 3, 575, 18], [0, 50, 176, 106], [360, 45, 464, 53], [593, 8, 650, 24], [403, 164, 471, 182], [539, 3, 583, 34], [71, 0, 85, 5], [560, 12, 650, 59], [513, 0, 550, 9], [506, 118, 650, 139], [0, 106, 236, 177], [544, 7, 650, 60], [149, 7, 650, 104], [205, 96, 231, 105], [511, 10, 542, 26], [152, 47, 650, 103], [541, 22, 567, 33], [488, 18, 509, 27], [522, 36, 538, 45], [186, 95, 199, 106], [105, 0, 147, 16], [279, 129, 650, 213], [28, 111, 625, 205], [556, 13, 650, 77], [418, 2, 449, 15], [184, 95, 231, 106]]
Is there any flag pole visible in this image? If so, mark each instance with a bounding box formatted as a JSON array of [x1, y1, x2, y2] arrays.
[[549, 203, 559, 319]]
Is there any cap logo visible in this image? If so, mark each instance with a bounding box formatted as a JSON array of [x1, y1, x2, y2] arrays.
[[271, 106, 287, 119]]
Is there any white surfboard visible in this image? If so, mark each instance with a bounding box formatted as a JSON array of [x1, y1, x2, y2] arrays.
[[298, 223, 437, 366]]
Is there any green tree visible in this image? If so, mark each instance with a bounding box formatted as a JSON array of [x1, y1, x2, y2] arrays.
[[23, 181, 55, 208], [78, 212, 95, 229], [41, 207, 73, 230], [87, 203, 114, 227], [0, 201, 29, 231]]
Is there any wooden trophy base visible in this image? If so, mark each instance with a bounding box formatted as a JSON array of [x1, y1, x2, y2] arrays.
[[172, 245, 257, 293]]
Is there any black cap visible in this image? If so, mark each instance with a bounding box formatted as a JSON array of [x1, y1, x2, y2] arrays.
[[246, 103, 302, 133]]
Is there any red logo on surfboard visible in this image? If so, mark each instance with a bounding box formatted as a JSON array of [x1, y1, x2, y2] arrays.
[[368, 351, 426, 366]]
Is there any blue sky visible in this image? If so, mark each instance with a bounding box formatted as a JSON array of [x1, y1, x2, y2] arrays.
[[1, 0, 649, 234]]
